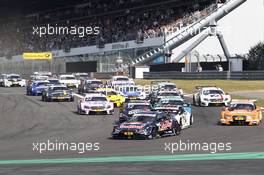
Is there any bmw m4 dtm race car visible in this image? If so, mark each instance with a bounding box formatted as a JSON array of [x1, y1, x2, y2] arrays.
[[2, 74, 26, 87], [107, 76, 135, 87], [193, 86, 231, 106], [119, 100, 153, 123], [153, 97, 193, 129], [112, 111, 181, 139], [27, 80, 50, 96], [59, 74, 79, 88], [77, 93, 114, 115], [116, 85, 147, 101], [42, 84, 74, 102], [78, 79, 103, 94], [150, 90, 182, 104]]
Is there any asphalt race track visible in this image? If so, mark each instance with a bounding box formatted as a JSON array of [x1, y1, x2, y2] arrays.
[[0, 87, 264, 174]]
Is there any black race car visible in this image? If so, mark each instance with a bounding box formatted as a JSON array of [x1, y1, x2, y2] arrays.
[[42, 84, 74, 102], [119, 100, 153, 123], [78, 79, 103, 94], [112, 111, 181, 139]]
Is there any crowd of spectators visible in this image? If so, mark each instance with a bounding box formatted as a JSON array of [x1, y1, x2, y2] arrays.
[[0, 0, 217, 57]]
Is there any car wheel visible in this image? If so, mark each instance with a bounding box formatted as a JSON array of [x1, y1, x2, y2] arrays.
[[172, 127, 181, 136], [148, 127, 158, 139], [190, 115, 193, 125], [193, 95, 196, 106]]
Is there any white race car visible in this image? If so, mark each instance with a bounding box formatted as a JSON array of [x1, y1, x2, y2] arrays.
[[108, 76, 135, 87], [153, 97, 193, 129], [59, 74, 79, 88], [193, 86, 231, 107], [77, 94, 114, 115], [2, 74, 26, 87]]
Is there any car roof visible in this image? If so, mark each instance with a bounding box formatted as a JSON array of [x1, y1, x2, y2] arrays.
[[159, 96, 183, 100], [159, 82, 175, 86], [133, 111, 160, 117], [201, 87, 223, 91], [84, 93, 106, 98], [158, 90, 180, 94], [49, 84, 67, 88], [97, 88, 116, 91]]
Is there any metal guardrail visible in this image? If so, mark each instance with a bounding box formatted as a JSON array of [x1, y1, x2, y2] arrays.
[[144, 71, 264, 80]]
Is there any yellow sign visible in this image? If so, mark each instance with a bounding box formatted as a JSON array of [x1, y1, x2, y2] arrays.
[[23, 52, 52, 60]]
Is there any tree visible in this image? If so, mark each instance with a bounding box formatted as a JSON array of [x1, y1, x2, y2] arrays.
[[247, 42, 264, 70]]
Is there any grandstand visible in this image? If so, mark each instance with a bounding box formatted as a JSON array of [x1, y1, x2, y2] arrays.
[[0, 0, 220, 74]]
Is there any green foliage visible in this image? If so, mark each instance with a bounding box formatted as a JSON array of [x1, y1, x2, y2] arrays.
[[248, 42, 264, 70]]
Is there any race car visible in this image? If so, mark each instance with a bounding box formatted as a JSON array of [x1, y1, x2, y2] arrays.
[[193, 86, 231, 106], [151, 81, 183, 93], [116, 85, 147, 101], [59, 74, 79, 88], [112, 111, 181, 139], [220, 99, 262, 126], [77, 93, 114, 115], [2, 74, 26, 87], [150, 90, 182, 104], [119, 100, 153, 123], [42, 84, 74, 102], [107, 76, 135, 87], [78, 79, 103, 94], [74, 72, 90, 80], [27, 80, 50, 96], [96, 88, 125, 107], [153, 97, 193, 129]]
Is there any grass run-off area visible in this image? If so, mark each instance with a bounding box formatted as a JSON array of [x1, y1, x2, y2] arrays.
[[135, 79, 264, 106], [135, 79, 264, 93]]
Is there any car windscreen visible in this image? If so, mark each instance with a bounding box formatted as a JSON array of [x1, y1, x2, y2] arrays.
[[159, 99, 184, 106], [61, 77, 75, 80], [158, 92, 179, 96], [129, 115, 155, 123], [35, 82, 49, 86], [8, 75, 21, 79], [128, 104, 150, 110], [116, 77, 129, 81], [228, 103, 254, 111], [162, 85, 176, 89], [52, 87, 68, 91], [91, 81, 103, 85], [49, 80, 59, 84], [203, 90, 223, 95], [85, 97, 107, 101], [107, 91, 117, 95]]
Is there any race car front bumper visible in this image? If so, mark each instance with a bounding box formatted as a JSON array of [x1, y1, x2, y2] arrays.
[[80, 108, 114, 115], [201, 100, 229, 107], [220, 118, 260, 125]]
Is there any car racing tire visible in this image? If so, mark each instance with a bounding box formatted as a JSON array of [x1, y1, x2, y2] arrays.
[[148, 127, 158, 139], [190, 115, 193, 126], [193, 95, 197, 106]]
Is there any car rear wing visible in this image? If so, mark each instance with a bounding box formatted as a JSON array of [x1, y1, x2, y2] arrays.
[[151, 81, 170, 85], [195, 86, 217, 90], [231, 99, 257, 103]]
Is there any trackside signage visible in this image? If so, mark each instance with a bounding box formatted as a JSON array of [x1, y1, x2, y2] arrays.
[[23, 52, 53, 60]]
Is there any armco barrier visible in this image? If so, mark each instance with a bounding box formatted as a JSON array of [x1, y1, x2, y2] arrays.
[[143, 71, 264, 80]]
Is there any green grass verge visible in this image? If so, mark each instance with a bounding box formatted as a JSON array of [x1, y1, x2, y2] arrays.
[[135, 79, 264, 94]]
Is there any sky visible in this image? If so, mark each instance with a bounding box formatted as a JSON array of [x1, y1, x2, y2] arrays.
[[172, 0, 264, 58]]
